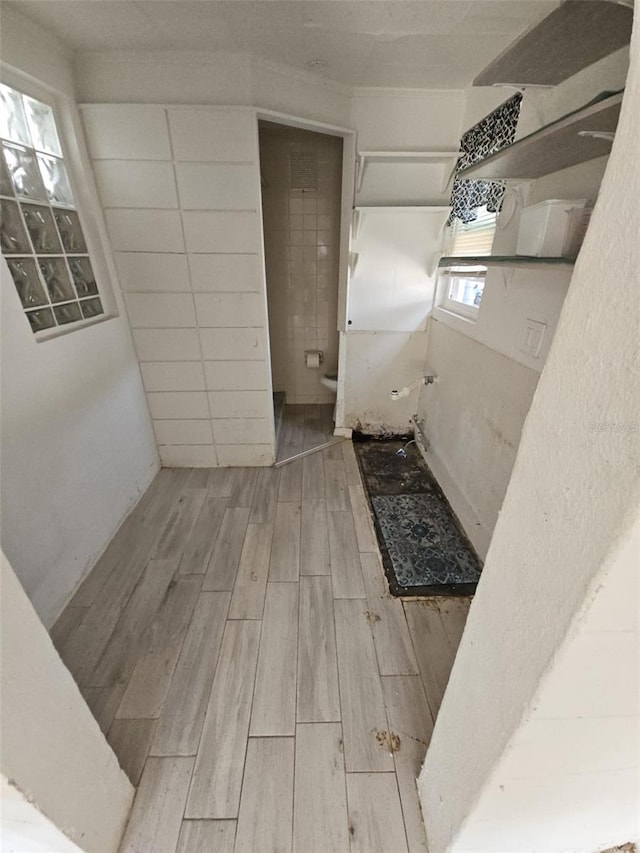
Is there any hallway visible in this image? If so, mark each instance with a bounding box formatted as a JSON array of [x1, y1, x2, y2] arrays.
[[51, 442, 470, 853]]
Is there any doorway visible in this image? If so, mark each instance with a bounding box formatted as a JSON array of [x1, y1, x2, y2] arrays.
[[258, 120, 345, 463]]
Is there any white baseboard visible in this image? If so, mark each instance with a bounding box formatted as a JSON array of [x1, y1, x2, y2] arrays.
[[334, 427, 353, 439]]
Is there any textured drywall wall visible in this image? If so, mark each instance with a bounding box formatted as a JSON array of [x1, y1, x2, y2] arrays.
[[0, 10, 159, 627], [343, 331, 429, 435], [1, 776, 84, 853], [453, 516, 640, 852], [418, 319, 540, 558], [1, 553, 134, 852], [419, 8, 640, 849], [73, 51, 351, 127]]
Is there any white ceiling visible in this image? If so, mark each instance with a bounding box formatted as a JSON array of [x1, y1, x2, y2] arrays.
[[7, 0, 558, 89]]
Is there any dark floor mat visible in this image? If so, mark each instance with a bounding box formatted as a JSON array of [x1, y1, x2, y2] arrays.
[[354, 438, 482, 596], [355, 439, 439, 495]]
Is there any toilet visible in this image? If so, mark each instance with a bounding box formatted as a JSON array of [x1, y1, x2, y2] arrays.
[[320, 370, 338, 393]]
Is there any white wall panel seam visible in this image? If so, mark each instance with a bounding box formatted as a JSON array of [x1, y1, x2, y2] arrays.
[[166, 105, 217, 461]]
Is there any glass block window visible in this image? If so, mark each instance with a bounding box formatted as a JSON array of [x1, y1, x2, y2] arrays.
[[0, 83, 104, 335]]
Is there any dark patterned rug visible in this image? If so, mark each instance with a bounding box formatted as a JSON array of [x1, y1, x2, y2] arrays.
[[354, 438, 482, 596]]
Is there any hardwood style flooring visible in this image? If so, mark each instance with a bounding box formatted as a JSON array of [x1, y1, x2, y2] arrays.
[[276, 403, 340, 463], [51, 442, 471, 853]]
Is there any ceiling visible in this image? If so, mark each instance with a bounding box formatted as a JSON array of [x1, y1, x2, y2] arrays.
[[7, 0, 559, 89]]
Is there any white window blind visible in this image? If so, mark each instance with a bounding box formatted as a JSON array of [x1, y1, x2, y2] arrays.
[[448, 206, 497, 256]]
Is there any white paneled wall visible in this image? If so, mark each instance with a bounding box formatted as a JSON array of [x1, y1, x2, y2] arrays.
[[81, 105, 275, 467]]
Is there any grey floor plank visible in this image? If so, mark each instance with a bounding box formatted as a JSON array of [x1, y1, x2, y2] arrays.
[[293, 723, 350, 853], [381, 676, 433, 853], [341, 442, 362, 485], [65, 532, 124, 609], [361, 553, 419, 676], [201, 507, 250, 592], [153, 490, 207, 561], [302, 404, 335, 451], [88, 558, 179, 688], [59, 521, 160, 681], [80, 683, 126, 736], [439, 597, 472, 652], [323, 451, 350, 511], [49, 605, 89, 652], [348, 483, 378, 553], [65, 479, 167, 608], [50, 463, 465, 852], [277, 404, 305, 461], [107, 718, 157, 786], [302, 450, 325, 499], [176, 820, 236, 853], [178, 496, 228, 575], [143, 469, 192, 528], [328, 511, 366, 599], [151, 591, 230, 756], [227, 468, 258, 507], [234, 737, 294, 853], [269, 501, 301, 581], [333, 599, 394, 772], [131, 468, 173, 517], [185, 620, 261, 819], [120, 756, 194, 853], [346, 772, 409, 853], [300, 498, 330, 576], [249, 467, 280, 523], [250, 582, 298, 736], [116, 575, 202, 719], [324, 441, 343, 461], [403, 600, 458, 722], [278, 458, 303, 502], [208, 467, 236, 497], [228, 522, 274, 620], [185, 468, 211, 489], [297, 576, 341, 723]]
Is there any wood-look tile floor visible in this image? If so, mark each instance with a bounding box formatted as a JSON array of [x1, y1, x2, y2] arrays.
[[276, 403, 339, 463], [51, 442, 471, 853]]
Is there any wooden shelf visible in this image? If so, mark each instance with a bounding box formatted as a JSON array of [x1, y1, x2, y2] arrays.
[[474, 0, 633, 87], [456, 91, 623, 181], [439, 255, 575, 269]]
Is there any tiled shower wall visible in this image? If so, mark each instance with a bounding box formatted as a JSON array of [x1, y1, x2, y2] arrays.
[[80, 105, 275, 467], [259, 123, 342, 404]]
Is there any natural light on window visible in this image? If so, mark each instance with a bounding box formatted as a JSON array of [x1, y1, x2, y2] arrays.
[[439, 205, 496, 319], [0, 83, 105, 335], [441, 266, 486, 319]]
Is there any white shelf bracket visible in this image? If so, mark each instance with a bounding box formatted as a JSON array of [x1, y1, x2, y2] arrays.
[[356, 155, 367, 194], [440, 155, 460, 194], [351, 209, 362, 241]]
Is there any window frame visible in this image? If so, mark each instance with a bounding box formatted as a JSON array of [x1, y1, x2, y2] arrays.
[[0, 71, 113, 340], [439, 266, 487, 321], [436, 205, 496, 321]]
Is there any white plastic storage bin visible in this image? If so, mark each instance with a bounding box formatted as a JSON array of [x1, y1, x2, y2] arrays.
[[516, 199, 587, 257]]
